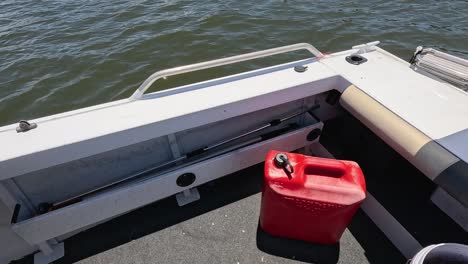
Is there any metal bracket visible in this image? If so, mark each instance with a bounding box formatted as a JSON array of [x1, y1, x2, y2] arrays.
[[167, 134, 182, 159], [34, 242, 64, 264], [409, 46, 424, 64], [176, 188, 200, 206], [16, 120, 37, 133], [352, 41, 380, 54]]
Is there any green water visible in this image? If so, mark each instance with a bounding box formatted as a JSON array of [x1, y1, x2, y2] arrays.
[[1, 0, 467, 126]]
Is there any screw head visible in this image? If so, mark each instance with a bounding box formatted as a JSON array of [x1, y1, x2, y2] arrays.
[[294, 65, 308, 73]]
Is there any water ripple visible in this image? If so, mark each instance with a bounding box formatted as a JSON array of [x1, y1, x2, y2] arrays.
[[0, 0, 466, 125]]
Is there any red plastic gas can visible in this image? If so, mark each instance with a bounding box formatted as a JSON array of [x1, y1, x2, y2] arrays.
[[260, 150, 366, 244]]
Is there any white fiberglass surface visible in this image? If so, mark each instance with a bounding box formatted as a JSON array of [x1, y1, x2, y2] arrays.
[[322, 48, 468, 163], [0, 60, 337, 180]]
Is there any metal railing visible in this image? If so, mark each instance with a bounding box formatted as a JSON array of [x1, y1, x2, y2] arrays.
[[130, 43, 323, 100]]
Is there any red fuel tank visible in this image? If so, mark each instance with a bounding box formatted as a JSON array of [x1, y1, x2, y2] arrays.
[[260, 150, 366, 244]]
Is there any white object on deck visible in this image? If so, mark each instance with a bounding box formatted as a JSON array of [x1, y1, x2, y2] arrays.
[[408, 244, 445, 264], [352, 41, 381, 54]]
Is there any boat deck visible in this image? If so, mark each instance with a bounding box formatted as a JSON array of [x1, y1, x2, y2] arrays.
[[13, 116, 467, 264], [50, 164, 404, 264]]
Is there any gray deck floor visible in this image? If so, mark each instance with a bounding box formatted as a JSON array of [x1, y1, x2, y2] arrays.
[[45, 164, 404, 264], [14, 116, 467, 264], [78, 194, 367, 264]]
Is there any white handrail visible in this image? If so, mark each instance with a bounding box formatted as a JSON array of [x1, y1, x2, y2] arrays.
[[130, 43, 323, 100]]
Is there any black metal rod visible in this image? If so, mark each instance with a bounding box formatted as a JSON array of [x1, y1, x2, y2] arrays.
[[202, 105, 318, 152], [49, 105, 319, 211]]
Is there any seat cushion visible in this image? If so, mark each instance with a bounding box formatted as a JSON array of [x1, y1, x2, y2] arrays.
[[340, 85, 467, 207]]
